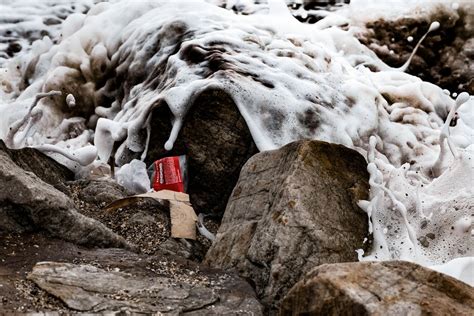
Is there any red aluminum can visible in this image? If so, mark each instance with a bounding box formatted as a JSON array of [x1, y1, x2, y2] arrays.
[[148, 156, 187, 193]]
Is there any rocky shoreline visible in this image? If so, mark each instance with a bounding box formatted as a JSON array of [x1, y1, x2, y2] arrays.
[[1, 1, 473, 315], [1, 137, 472, 315]]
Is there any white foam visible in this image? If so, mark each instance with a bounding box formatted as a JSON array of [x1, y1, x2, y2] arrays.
[[66, 93, 76, 108], [34, 143, 97, 166], [0, 0, 472, 285], [430, 257, 474, 286]]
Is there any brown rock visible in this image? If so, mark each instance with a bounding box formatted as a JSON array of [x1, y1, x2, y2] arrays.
[[280, 260, 474, 316], [0, 231, 262, 314], [204, 140, 369, 311]]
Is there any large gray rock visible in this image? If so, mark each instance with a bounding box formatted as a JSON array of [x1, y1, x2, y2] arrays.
[[0, 140, 73, 192], [0, 144, 129, 248], [280, 260, 474, 316], [146, 89, 258, 215], [205, 140, 369, 310], [28, 261, 263, 314]]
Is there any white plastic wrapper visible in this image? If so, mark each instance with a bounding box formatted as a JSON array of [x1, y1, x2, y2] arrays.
[[115, 159, 151, 194]]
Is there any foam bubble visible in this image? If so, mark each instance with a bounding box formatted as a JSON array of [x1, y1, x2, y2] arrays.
[[429, 21, 440, 32], [66, 94, 76, 108]]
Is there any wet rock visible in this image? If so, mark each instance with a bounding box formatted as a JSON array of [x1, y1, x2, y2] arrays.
[[146, 89, 258, 215], [205, 140, 369, 311], [280, 260, 474, 315], [0, 143, 129, 248], [28, 261, 263, 314], [359, 6, 474, 94], [0, 140, 73, 193], [290, 0, 351, 24]]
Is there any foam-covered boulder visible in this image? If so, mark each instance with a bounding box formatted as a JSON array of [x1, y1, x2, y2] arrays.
[[280, 260, 474, 315], [204, 140, 369, 310], [146, 89, 258, 215]]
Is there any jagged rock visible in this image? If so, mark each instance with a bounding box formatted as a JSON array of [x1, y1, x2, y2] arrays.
[[358, 6, 474, 94], [146, 89, 258, 215], [204, 140, 369, 311], [0, 144, 129, 248], [0, 140, 73, 193], [280, 260, 474, 315], [27, 260, 263, 314]]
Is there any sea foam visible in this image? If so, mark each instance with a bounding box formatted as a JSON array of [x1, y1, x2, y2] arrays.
[[0, 0, 472, 285]]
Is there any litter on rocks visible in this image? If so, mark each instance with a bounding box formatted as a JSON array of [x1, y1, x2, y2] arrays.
[[104, 190, 198, 240], [148, 155, 188, 193], [115, 159, 151, 194]]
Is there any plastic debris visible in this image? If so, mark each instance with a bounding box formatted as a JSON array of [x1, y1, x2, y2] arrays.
[[196, 213, 216, 241], [148, 156, 188, 193], [116, 159, 151, 194]]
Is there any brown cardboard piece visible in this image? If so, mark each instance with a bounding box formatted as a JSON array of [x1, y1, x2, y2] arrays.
[[138, 190, 190, 203], [170, 201, 198, 240], [103, 190, 197, 240]]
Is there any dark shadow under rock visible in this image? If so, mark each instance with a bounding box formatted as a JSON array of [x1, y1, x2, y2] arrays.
[[146, 89, 258, 215]]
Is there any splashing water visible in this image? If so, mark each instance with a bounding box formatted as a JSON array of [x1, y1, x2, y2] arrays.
[[0, 0, 472, 285]]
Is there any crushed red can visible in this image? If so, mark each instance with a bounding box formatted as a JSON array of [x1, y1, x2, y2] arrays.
[[148, 155, 188, 193]]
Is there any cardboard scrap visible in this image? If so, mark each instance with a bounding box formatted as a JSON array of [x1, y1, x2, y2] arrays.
[[103, 190, 197, 240], [138, 190, 190, 203], [170, 201, 198, 240]]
